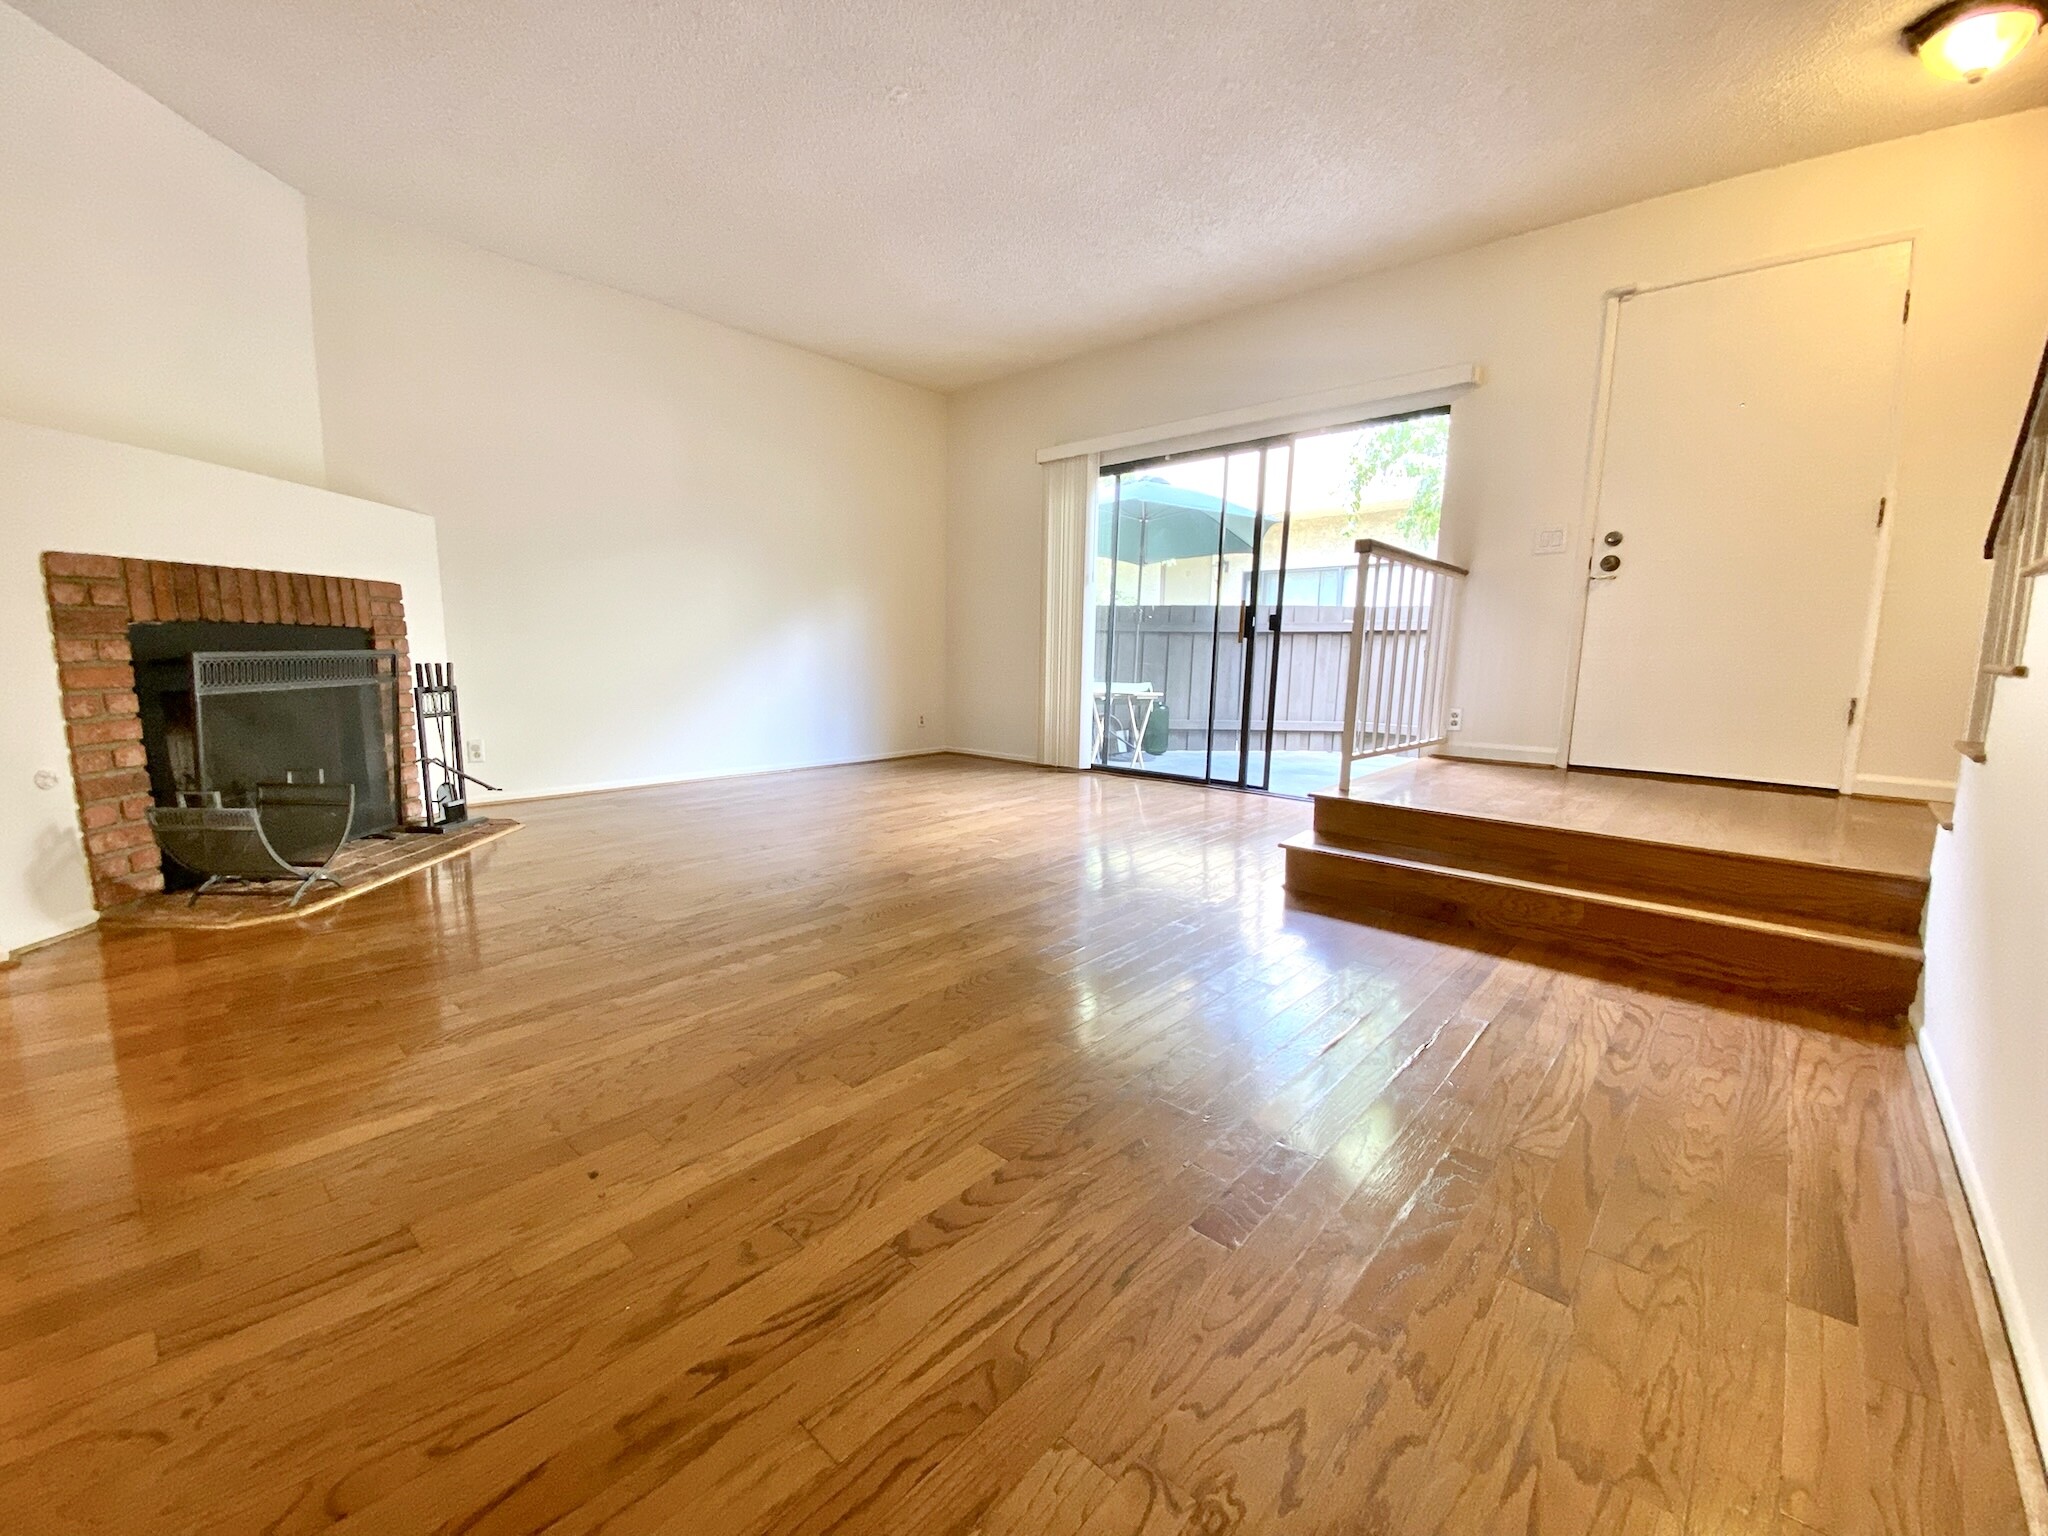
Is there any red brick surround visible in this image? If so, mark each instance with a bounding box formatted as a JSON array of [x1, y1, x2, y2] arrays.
[[40, 552, 423, 909]]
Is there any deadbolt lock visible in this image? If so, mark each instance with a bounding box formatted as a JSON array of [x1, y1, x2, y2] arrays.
[[1603, 531, 1624, 547]]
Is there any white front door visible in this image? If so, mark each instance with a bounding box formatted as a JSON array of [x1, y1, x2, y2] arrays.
[[1568, 243, 1909, 789]]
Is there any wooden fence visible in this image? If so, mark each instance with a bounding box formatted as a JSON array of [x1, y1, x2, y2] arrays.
[[1093, 605, 1430, 754]]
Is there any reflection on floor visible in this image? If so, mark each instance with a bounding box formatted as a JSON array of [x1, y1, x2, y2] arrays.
[[1101, 746, 1362, 797], [0, 756, 2036, 1534]]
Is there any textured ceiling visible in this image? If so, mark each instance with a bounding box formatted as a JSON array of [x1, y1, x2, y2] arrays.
[[14, 1, 2048, 388]]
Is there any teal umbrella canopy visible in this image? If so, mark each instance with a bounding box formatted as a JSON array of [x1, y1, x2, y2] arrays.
[[1098, 476, 1259, 564]]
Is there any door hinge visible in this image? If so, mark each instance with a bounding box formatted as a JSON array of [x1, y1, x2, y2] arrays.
[[1902, 290, 1912, 324], [1877, 497, 1887, 529], [1847, 698, 1860, 726]]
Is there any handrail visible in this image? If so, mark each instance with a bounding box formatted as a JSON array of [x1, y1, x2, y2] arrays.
[[1337, 543, 1467, 793], [1985, 330, 2048, 558], [1961, 333, 2048, 758], [1353, 538, 1471, 578]]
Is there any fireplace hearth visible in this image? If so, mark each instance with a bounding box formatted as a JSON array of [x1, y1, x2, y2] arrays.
[[41, 552, 423, 908]]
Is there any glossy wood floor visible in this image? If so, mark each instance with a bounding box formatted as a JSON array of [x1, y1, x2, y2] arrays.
[[0, 757, 2036, 1535]]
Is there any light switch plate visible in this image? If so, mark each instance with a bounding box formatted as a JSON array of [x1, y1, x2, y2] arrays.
[[1532, 526, 1568, 555]]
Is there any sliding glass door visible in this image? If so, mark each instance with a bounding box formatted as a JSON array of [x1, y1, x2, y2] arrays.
[[1088, 409, 1451, 797], [1090, 439, 1293, 791]]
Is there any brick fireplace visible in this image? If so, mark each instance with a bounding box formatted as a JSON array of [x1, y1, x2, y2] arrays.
[[40, 552, 424, 909]]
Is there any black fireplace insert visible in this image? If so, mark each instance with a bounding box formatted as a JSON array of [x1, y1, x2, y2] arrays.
[[132, 621, 404, 886]]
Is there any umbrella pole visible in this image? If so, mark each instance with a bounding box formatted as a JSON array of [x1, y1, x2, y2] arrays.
[[1135, 511, 1148, 605]]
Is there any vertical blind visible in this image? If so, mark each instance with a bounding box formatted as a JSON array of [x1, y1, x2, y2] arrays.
[[1039, 453, 1096, 767]]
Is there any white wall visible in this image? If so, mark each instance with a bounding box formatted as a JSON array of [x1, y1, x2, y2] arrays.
[[0, 3, 325, 485], [0, 417, 446, 955], [946, 111, 2048, 796], [1921, 612, 2048, 1456], [306, 205, 948, 801]]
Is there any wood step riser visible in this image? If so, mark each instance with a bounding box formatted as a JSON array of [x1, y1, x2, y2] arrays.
[[1310, 796, 1927, 941], [1283, 843, 1921, 1020]]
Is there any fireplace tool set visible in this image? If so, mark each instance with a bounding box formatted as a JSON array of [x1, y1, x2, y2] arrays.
[[412, 661, 500, 830]]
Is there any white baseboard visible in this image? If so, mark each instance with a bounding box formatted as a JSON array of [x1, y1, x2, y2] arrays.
[[472, 746, 946, 807], [1915, 1037, 2048, 1476], [939, 745, 1048, 767], [1434, 741, 1561, 768], [5, 915, 100, 966], [1852, 772, 1956, 802]]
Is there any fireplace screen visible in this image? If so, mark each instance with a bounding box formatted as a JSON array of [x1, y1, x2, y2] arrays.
[[163, 650, 404, 837]]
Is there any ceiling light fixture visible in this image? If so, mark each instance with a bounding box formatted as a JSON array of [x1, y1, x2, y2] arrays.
[[1904, 1, 2044, 82]]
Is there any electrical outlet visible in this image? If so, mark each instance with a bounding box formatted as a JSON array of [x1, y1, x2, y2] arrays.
[[33, 768, 59, 791], [1447, 708, 1463, 731], [467, 740, 486, 764], [918, 714, 926, 729]]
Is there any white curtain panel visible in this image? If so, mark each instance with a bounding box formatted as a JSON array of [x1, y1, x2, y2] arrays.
[[1040, 453, 1097, 768]]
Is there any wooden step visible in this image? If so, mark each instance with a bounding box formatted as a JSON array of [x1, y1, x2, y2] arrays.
[[1281, 833, 1922, 1019], [1309, 792, 1928, 940]]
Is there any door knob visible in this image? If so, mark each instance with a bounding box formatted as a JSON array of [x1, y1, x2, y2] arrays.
[[1598, 554, 1622, 573]]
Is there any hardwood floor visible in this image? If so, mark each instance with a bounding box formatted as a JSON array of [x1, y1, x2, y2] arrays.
[[0, 755, 2035, 1534]]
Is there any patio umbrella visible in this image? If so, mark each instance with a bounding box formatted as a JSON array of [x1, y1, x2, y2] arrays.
[[1097, 476, 1259, 566]]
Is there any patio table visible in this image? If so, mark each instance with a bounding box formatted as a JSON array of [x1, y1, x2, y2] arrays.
[[1093, 682, 1164, 766]]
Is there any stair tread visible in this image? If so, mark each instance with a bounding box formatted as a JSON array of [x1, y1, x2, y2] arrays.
[[1280, 832, 1924, 959], [1309, 792, 1930, 888]]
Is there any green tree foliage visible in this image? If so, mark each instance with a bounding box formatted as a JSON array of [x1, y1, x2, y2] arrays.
[[1344, 415, 1449, 549]]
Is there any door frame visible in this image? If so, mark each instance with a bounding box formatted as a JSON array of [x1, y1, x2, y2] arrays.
[[1552, 235, 1916, 794]]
